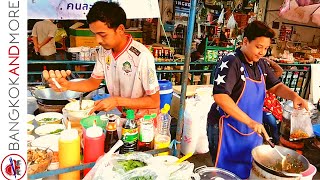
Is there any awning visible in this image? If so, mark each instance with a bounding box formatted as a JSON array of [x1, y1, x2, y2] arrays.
[[279, 0, 320, 26], [28, 0, 161, 20]]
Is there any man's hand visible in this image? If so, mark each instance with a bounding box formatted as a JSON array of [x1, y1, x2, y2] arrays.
[[248, 119, 270, 140], [292, 95, 309, 111], [34, 45, 39, 53], [89, 97, 118, 114], [42, 70, 72, 92]]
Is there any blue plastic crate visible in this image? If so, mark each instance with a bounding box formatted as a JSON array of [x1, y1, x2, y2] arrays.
[[313, 124, 320, 137], [92, 94, 110, 101]]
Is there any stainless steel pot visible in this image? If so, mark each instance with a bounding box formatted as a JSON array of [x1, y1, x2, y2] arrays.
[[192, 166, 242, 180], [252, 145, 309, 177]]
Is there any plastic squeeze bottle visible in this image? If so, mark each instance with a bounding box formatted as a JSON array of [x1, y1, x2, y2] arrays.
[[58, 122, 81, 180], [83, 121, 105, 176]]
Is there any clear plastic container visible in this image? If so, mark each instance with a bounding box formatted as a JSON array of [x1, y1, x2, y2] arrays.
[[154, 104, 171, 155]]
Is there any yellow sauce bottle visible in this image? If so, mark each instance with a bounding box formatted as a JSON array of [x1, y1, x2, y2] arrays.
[[58, 122, 81, 180]]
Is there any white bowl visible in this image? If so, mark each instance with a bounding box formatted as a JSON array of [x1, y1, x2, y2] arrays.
[[35, 112, 63, 125], [27, 114, 35, 124], [31, 134, 60, 152], [64, 100, 94, 126], [48, 151, 59, 171], [48, 162, 59, 171], [27, 124, 35, 135], [27, 135, 35, 145], [35, 124, 65, 136]]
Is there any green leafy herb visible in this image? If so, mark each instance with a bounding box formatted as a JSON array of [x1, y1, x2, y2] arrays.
[[49, 129, 63, 134]]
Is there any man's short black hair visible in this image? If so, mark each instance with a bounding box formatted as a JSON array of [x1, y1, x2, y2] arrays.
[[87, 1, 126, 29], [243, 21, 275, 42]]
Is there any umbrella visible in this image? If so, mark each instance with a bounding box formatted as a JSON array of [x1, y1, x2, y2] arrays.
[[279, 0, 320, 26]]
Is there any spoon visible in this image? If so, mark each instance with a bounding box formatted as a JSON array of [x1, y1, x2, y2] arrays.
[[273, 147, 287, 170], [261, 133, 288, 172], [174, 152, 193, 165], [79, 93, 83, 110], [52, 78, 68, 99]]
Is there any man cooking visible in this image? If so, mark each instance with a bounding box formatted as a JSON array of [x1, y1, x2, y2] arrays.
[[43, 1, 160, 117], [207, 21, 308, 179]]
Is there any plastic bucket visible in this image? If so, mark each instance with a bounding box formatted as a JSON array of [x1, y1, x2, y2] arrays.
[[158, 80, 173, 110]]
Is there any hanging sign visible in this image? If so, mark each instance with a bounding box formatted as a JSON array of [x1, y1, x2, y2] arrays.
[[28, 0, 161, 20], [175, 0, 190, 15]]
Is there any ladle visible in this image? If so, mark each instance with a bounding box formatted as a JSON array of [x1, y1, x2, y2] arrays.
[[52, 78, 69, 101], [262, 134, 288, 172], [79, 93, 83, 110]]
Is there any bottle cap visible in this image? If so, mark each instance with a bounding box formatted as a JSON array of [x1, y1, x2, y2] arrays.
[[150, 113, 157, 119], [126, 109, 135, 120], [161, 104, 170, 114], [143, 115, 151, 121], [86, 120, 103, 138], [60, 121, 78, 141]]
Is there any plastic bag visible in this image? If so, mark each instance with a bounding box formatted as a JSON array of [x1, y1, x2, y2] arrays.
[[181, 89, 213, 155], [85, 152, 153, 180], [290, 109, 315, 141], [181, 97, 200, 155], [226, 14, 237, 29], [217, 8, 225, 25], [168, 161, 195, 180], [120, 166, 162, 180], [111, 152, 153, 175]]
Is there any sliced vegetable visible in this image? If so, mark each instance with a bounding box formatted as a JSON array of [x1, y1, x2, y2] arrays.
[[49, 129, 63, 134]]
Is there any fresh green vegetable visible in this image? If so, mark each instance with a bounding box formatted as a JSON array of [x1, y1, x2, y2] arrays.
[[117, 160, 146, 172], [49, 129, 63, 134], [40, 118, 59, 122], [129, 176, 155, 180]]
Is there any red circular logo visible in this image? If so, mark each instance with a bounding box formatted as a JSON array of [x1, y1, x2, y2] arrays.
[[1, 154, 27, 180]]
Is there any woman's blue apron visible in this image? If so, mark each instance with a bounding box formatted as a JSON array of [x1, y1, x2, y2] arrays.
[[215, 63, 266, 179]]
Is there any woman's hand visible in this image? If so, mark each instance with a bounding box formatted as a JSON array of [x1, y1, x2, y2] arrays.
[[248, 120, 270, 140], [292, 95, 309, 111]]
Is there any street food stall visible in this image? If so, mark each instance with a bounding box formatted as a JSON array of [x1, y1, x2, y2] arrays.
[[26, 0, 320, 179]]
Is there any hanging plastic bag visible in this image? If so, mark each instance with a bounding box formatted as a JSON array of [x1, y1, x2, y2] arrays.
[[217, 8, 225, 25], [181, 88, 213, 155], [195, 88, 214, 154], [227, 14, 237, 29], [254, 2, 258, 14], [181, 97, 200, 155], [290, 109, 315, 141]]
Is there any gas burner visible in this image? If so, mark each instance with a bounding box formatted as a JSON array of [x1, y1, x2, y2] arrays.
[[33, 109, 40, 116]]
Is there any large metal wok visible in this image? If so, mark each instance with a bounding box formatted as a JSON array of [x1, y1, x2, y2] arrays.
[[252, 145, 309, 177], [29, 88, 84, 105]]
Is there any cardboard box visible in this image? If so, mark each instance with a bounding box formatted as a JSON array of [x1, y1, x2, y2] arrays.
[[170, 85, 213, 119], [69, 28, 94, 37], [69, 35, 99, 48]]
